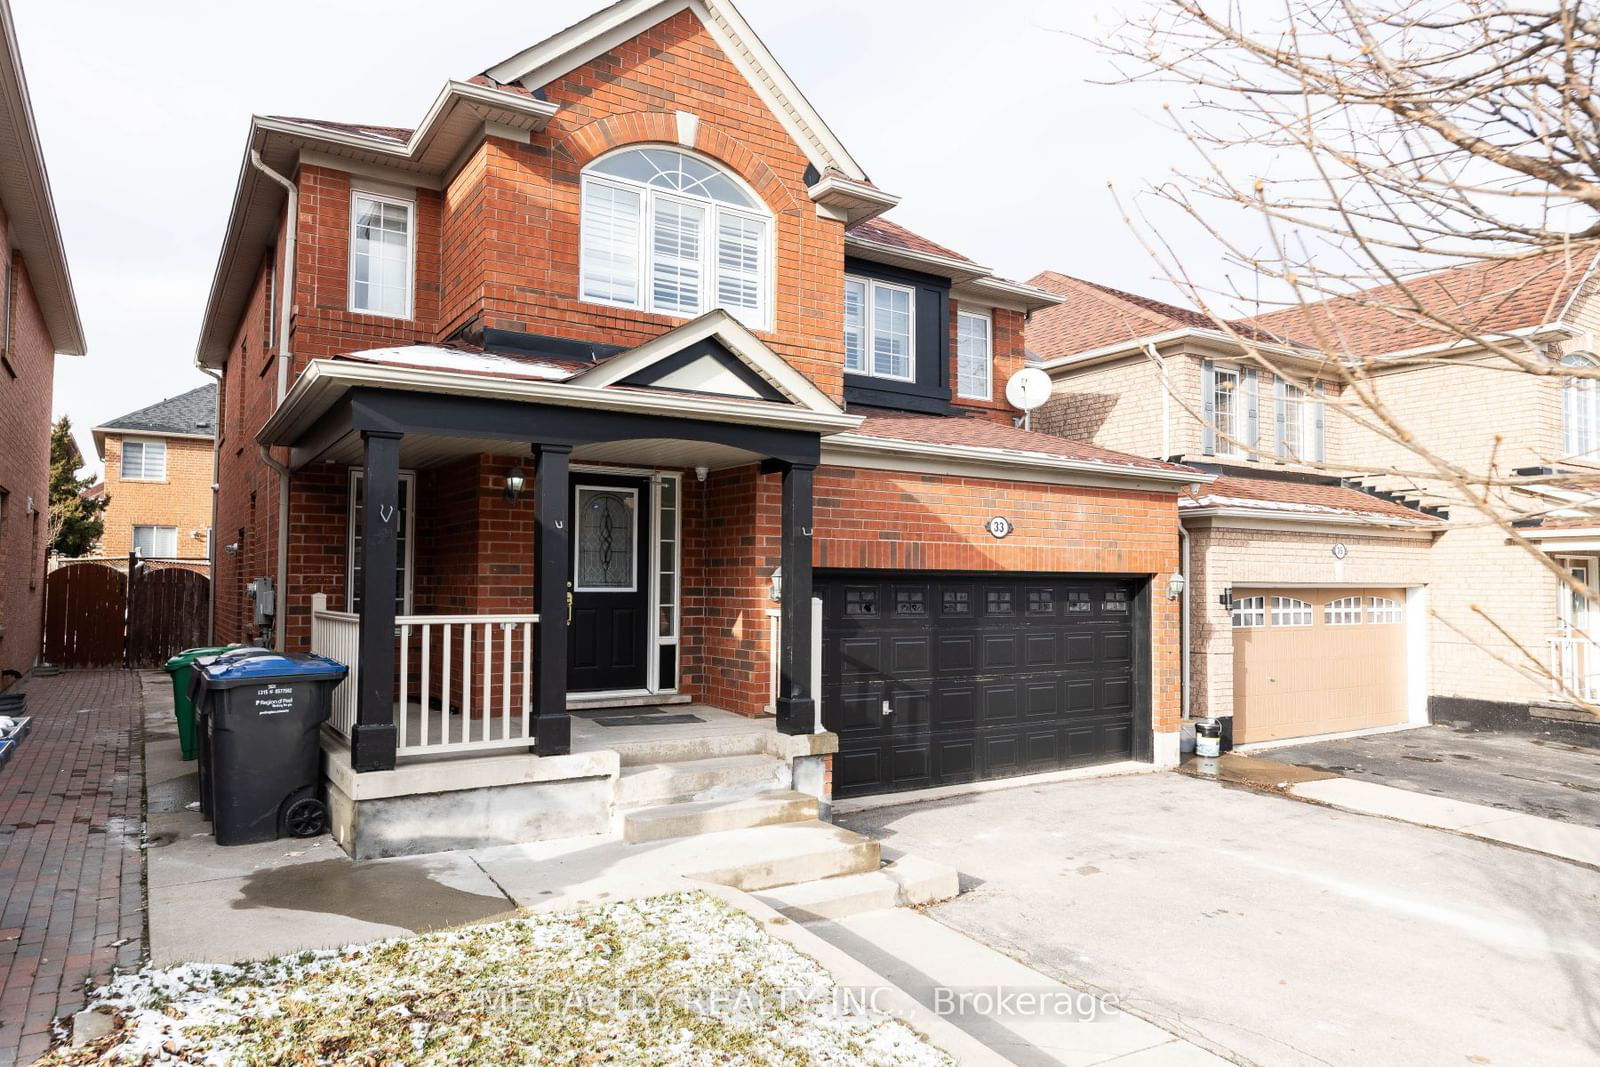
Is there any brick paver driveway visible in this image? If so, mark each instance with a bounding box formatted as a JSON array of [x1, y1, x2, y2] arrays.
[[0, 671, 144, 1066]]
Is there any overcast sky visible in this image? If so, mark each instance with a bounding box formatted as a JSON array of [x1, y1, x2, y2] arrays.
[[15, 0, 1245, 477]]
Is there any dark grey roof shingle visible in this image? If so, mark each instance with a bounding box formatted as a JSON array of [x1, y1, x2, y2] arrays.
[[98, 383, 217, 437]]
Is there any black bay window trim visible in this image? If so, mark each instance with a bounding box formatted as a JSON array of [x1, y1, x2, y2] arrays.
[[843, 257, 951, 415]]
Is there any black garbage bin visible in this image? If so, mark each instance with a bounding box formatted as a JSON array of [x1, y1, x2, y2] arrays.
[[189, 647, 279, 822], [194, 650, 348, 846]]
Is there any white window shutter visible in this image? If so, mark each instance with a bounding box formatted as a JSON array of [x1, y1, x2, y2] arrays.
[[715, 211, 764, 325], [1243, 368, 1260, 457], [1274, 377, 1288, 458], [580, 181, 641, 305], [1201, 360, 1216, 455], [1312, 383, 1326, 462], [649, 198, 705, 315]]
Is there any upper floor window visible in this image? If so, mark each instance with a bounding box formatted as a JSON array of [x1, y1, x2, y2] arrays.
[[350, 192, 414, 318], [844, 275, 914, 381], [957, 310, 992, 400], [120, 438, 166, 481], [580, 147, 770, 329], [1203, 361, 1257, 457], [1275, 379, 1326, 462], [1563, 353, 1598, 457]]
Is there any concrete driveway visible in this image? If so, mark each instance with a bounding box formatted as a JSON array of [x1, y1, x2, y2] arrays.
[[837, 771, 1600, 1067], [1266, 725, 1600, 828]]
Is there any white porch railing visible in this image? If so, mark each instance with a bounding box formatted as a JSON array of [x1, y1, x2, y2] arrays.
[[310, 593, 359, 736], [396, 613, 540, 757], [1549, 635, 1600, 703]]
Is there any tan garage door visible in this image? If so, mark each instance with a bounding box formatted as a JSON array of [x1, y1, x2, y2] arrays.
[[1232, 587, 1408, 744]]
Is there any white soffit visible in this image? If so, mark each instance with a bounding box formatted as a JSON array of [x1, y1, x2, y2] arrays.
[[482, 0, 869, 183]]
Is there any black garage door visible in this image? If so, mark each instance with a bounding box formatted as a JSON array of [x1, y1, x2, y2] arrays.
[[820, 573, 1141, 799]]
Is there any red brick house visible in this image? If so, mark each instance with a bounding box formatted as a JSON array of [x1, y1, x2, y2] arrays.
[[0, 0, 85, 684], [197, 0, 1200, 855]]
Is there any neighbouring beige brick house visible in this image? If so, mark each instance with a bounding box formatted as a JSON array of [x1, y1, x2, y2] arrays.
[[90, 384, 216, 563], [1027, 251, 1600, 745]]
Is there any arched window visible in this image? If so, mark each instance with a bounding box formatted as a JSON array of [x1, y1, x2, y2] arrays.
[[1324, 596, 1363, 625], [1563, 353, 1598, 457], [1231, 595, 1265, 628], [1270, 596, 1313, 627], [579, 146, 770, 328]]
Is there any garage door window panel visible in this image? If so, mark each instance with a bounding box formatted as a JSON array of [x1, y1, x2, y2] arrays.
[[1232, 596, 1265, 627], [1368, 596, 1403, 624], [1271, 596, 1313, 627], [1325, 596, 1363, 625]]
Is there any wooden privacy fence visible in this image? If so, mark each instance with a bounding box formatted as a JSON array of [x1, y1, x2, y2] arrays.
[[43, 554, 211, 669]]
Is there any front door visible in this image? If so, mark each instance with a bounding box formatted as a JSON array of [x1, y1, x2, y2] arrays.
[[568, 475, 651, 692]]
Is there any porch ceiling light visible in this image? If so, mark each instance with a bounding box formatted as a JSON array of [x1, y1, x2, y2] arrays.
[[504, 466, 527, 503], [770, 566, 782, 602], [1167, 573, 1186, 601]]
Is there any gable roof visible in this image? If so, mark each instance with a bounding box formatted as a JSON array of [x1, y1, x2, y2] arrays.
[[1242, 246, 1600, 357], [1181, 474, 1440, 527], [93, 383, 218, 456], [1025, 272, 1225, 362], [480, 0, 870, 183], [0, 0, 83, 355]]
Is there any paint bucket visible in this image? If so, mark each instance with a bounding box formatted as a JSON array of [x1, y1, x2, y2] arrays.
[[1195, 719, 1222, 758]]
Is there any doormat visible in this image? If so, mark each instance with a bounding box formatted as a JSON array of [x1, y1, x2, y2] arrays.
[[593, 713, 706, 727]]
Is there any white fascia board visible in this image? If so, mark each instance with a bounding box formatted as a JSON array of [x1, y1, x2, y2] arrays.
[[1522, 525, 1600, 540], [843, 234, 990, 282], [823, 433, 1209, 492], [1038, 329, 1308, 375], [807, 174, 899, 225], [257, 360, 863, 450], [1180, 504, 1439, 532], [0, 0, 84, 355], [951, 277, 1065, 314], [482, 0, 869, 182]]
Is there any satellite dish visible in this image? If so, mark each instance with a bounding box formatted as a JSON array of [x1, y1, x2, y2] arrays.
[[1005, 367, 1052, 420]]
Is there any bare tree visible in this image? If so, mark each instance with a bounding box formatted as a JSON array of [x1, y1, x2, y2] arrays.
[[1105, 0, 1600, 705]]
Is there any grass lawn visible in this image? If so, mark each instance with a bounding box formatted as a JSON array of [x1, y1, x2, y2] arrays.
[[46, 891, 953, 1066]]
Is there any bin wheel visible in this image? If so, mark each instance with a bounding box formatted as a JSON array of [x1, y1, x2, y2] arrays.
[[283, 797, 327, 838]]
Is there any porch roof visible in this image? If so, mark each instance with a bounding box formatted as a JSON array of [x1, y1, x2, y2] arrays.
[[1180, 475, 1444, 528]]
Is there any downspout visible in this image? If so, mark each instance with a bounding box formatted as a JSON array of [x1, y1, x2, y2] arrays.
[[1179, 524, 1191, 722], [249, 150, 297, 649], [200, 367, 222, 643]]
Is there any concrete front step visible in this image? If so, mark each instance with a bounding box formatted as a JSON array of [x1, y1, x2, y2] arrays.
[[617, 753, 789, 808], [608, 730, 771, 768], [623, 790, 818, 843], [756, 854, 961, 921], [685, 822, 881, 892]]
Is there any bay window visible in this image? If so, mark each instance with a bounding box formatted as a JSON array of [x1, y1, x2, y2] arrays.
[[580, 147, 770, 329]]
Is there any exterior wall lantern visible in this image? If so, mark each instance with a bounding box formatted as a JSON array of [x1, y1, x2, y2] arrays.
[[769, 566, 782, 601], [503, 466, 527, 503], [1167, 573, 1186, 601], [1218, 586, 1233, 607]]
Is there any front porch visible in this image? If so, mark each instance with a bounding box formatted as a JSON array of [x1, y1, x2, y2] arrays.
[[262, 315, 856, 856]]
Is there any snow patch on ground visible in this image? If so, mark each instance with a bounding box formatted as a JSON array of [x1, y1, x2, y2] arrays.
[[42, 891, 953, 1066]]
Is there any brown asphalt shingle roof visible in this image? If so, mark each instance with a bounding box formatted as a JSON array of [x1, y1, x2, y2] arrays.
[[846, 218, 974, 263], [1183, 475, 1438, 524], [1242, 247, 1600, 357], [849, 407, 1197, 475], [1024, 271, 1238, 361], [271, 116, 414, 142]]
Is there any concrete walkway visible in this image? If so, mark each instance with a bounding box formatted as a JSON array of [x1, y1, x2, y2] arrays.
[[0, 671, 145, 1067], [1291, 776, 1600, 867]]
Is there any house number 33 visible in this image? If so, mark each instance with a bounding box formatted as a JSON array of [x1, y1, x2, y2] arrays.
[[986, 516, 1014, 539]]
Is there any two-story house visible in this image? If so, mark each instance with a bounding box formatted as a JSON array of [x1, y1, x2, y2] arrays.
[[196, 0, 1208, 857], [1030, 249, 1600, 747], [90, 383, 217, 564], [0, 0, 85, 684]]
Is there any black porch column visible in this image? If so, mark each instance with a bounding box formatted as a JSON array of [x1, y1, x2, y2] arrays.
[[777, 461, 816, 735], [352, 429, 401, 771], [532, 443, 573, 755]]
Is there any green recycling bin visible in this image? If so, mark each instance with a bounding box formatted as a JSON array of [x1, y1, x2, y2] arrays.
[[163, 645, 239, 760]]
